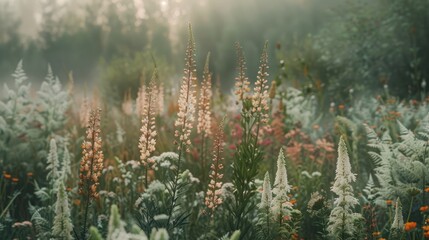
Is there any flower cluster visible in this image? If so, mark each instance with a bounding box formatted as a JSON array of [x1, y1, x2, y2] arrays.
[[205, 122, 224, 213], [158, 83, 164, 115], [328, 136, 362, 238], [135, 85, 146, 117], [251, 43, 270, 124], [271, 149, 292, 217], [260, 172, 272, 210], [234, 43, 250, 103], [197, 53, 212, 137], [79, 108, 104, 199], [404, 221, 417, 232], [121, 90, 133, 116], [174, 26, 197, 153], [139, 76, 158, 166]]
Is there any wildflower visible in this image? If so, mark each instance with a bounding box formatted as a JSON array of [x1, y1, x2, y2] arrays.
[[372, 231, 381, 237], [73, 199, 81, 206], [329, 102, 335, 113], [27, 172, 33, 177], [139, 72, 158, 167], [22, 221, 32, 227], [260, 172, 272, 210], [234, 42, 250, 102], [79, 97, 89, 128], [197, 53, 212, 137], [135, 85, 146, 116], [391, 198, 404, 231], [272, 149, 292, 217], [316, 138, 335, 152], [174, 25, 197, 153], [425, 231, 429, 239], [12, 178, 19, 183], [3, 173, 11, 179], [404, 222, 417, 232], [338, 104, 345, 110], [158, 83, 165, 115], [121, 89, 133, 115], [421, 206, 429, 212], [328, 136, 362, 237], [205, 122, 225, 214], [269, 81, 276, 99], [386, 200, 393, 206], [52, 179, 73, 239], [251, 42, 270, 124], [78, 108, 104, 199], [425, 187, 429, 192], [46, 138, 59, 185]]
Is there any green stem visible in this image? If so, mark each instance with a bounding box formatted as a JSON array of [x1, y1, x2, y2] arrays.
[[81, 122, 96, 240], [166, 142, 183, 230], [400, 196, 414, 240]]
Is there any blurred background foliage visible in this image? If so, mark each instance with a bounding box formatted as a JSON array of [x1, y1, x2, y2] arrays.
[[0, 0, 427, 105]]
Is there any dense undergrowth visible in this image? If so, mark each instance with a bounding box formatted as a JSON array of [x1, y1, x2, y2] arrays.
[[1, 26, 429, 240]]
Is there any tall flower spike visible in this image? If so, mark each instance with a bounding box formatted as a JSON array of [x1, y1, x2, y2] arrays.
[[391, 197, 404, 230], [205, 120, 225, 214], [79, 108, 104, 199], [62, 144, 72, 181], [197, 52, 213, 136], [174, 24, 197, 153], [390, 197, 404, 239], [121, 89, 133, 116], [139, 70, 158, 187], [52, 178, 73, 240], [328, 136, 362, 238], [79, 97, 90, 128], [260, 172, 272, 210], [271, 148, 292, 216], [252, 42, 270, 124], [234, 42, 250, 103], [135, 85, 146, 117], [158, 83, 165, 115], [46, 138, 60, 184]]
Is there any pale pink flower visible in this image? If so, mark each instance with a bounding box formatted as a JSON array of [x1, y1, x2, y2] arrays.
[[234, 43, 251, 103], [251, 43, 270, 124], [139, 75, 158, 166], [174, 26, 197, 153], [121, 90, 133, 116], [197, 53, 213, 137], [205, 122, 225, 214]]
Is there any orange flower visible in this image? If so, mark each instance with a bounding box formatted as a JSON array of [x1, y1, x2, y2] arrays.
[[386, 200, 393, 206], [425, 231, 429, 239], [3, 174, 11, 179], [338, 104, 345, 110], [421, 205, 429, 212], [73, 199, 81, 206], [27, 172, 33, 177], [372, 231, 381, 237], [422, 225, 429, 231], [12, 178, 19, 183], [379, 238, 386, 240], [289, 199, 297, 205], [425, 187, 429, 193], [404, 222, 417, 232]]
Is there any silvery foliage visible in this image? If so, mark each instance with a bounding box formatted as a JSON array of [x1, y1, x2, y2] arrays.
[[365, 115, 429, 205], [0, 61, 69, 171]]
